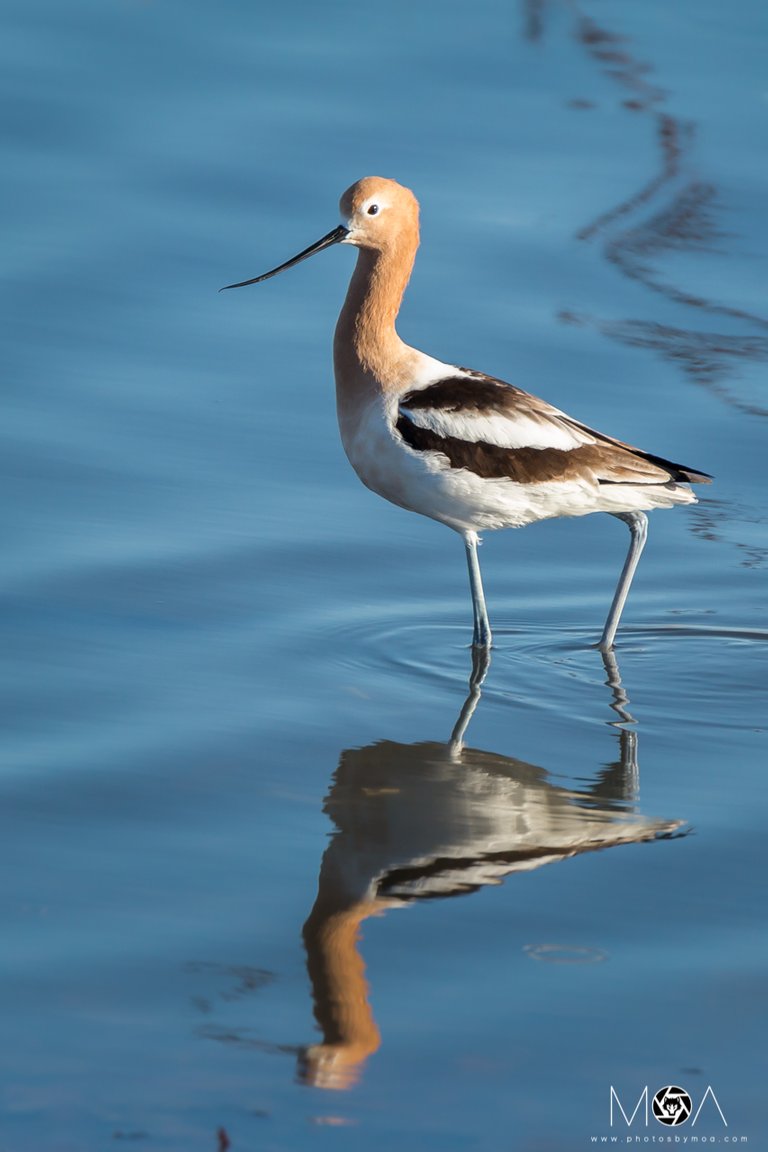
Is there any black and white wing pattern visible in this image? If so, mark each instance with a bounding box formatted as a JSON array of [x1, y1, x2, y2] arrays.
[[395, 371, 712, 487]]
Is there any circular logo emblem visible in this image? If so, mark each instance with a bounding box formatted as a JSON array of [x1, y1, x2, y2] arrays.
[[652, 1085, 692, 1126]]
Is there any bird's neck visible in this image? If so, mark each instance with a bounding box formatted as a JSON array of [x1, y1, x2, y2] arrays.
[[334, 240, 418, 390], [301, 897, 384, 1089]]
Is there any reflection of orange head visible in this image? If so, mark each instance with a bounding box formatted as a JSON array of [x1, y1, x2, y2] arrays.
[[298, 1041, 372, 1091], [300, 900, 386, 1090]]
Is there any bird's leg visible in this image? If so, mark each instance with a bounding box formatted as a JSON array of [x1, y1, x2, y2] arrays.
[[463, 532, 492, 649], [599, 512, 648, 651], [449, 643, 491, 756], [600, 647, 636, 726]]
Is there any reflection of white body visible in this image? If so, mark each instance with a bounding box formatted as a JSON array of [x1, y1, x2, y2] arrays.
[[302, 733, 682, 1090], [322, 741, 680, 904]]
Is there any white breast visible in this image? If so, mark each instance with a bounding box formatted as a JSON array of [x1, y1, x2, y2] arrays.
[[338, 390, 591, 533]]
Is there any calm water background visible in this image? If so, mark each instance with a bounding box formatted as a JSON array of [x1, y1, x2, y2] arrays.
[[2, 0, 766, 1148]]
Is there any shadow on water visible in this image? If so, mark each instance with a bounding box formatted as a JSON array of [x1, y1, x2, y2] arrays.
[[297, 648, 685, 1091]]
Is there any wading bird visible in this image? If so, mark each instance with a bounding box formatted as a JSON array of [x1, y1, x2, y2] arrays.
[[223, 177, 711, 649]]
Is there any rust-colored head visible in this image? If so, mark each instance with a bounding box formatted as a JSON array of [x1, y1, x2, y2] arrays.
[[338, 176, 420, 253]]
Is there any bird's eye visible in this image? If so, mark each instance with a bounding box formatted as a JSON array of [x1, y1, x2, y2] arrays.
[[367, 204, 379, 216]]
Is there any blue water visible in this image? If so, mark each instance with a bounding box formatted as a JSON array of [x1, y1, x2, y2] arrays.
[[2, 1, 766, 1148]]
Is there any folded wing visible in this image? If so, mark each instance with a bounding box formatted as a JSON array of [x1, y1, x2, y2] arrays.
[[396, 371, 712, 487]]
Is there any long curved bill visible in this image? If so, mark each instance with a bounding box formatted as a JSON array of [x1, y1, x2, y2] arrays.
[[220, 224, 350, 290]]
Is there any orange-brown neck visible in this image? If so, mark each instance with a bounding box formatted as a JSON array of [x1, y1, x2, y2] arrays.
[[301, 897, 384, 1089], [333, 233, 418, 389]]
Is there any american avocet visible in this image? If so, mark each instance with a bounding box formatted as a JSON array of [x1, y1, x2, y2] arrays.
[[223, 177, 711, 650]]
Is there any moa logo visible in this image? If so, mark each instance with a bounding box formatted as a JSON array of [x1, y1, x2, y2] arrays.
[[610, 1084, 727, 1128], [651, 1085, 692, 1126]]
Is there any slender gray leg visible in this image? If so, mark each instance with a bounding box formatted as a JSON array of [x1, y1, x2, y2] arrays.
[[463, 531, 492, 649], [600, 648, 636, 726], [449, 645, 492, 756], [598, 512, 648, 651]]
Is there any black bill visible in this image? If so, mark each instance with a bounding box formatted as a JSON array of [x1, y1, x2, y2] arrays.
[[220, 224, 350, 290]]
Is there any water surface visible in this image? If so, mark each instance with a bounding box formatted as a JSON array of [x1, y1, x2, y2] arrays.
[[2, 0, 766, 1148]]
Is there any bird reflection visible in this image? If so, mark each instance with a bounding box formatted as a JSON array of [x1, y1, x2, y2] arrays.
[[299, 649, 683, 1090]]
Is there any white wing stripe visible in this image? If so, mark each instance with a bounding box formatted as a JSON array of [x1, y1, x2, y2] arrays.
[[398, 406, 591, 451]]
